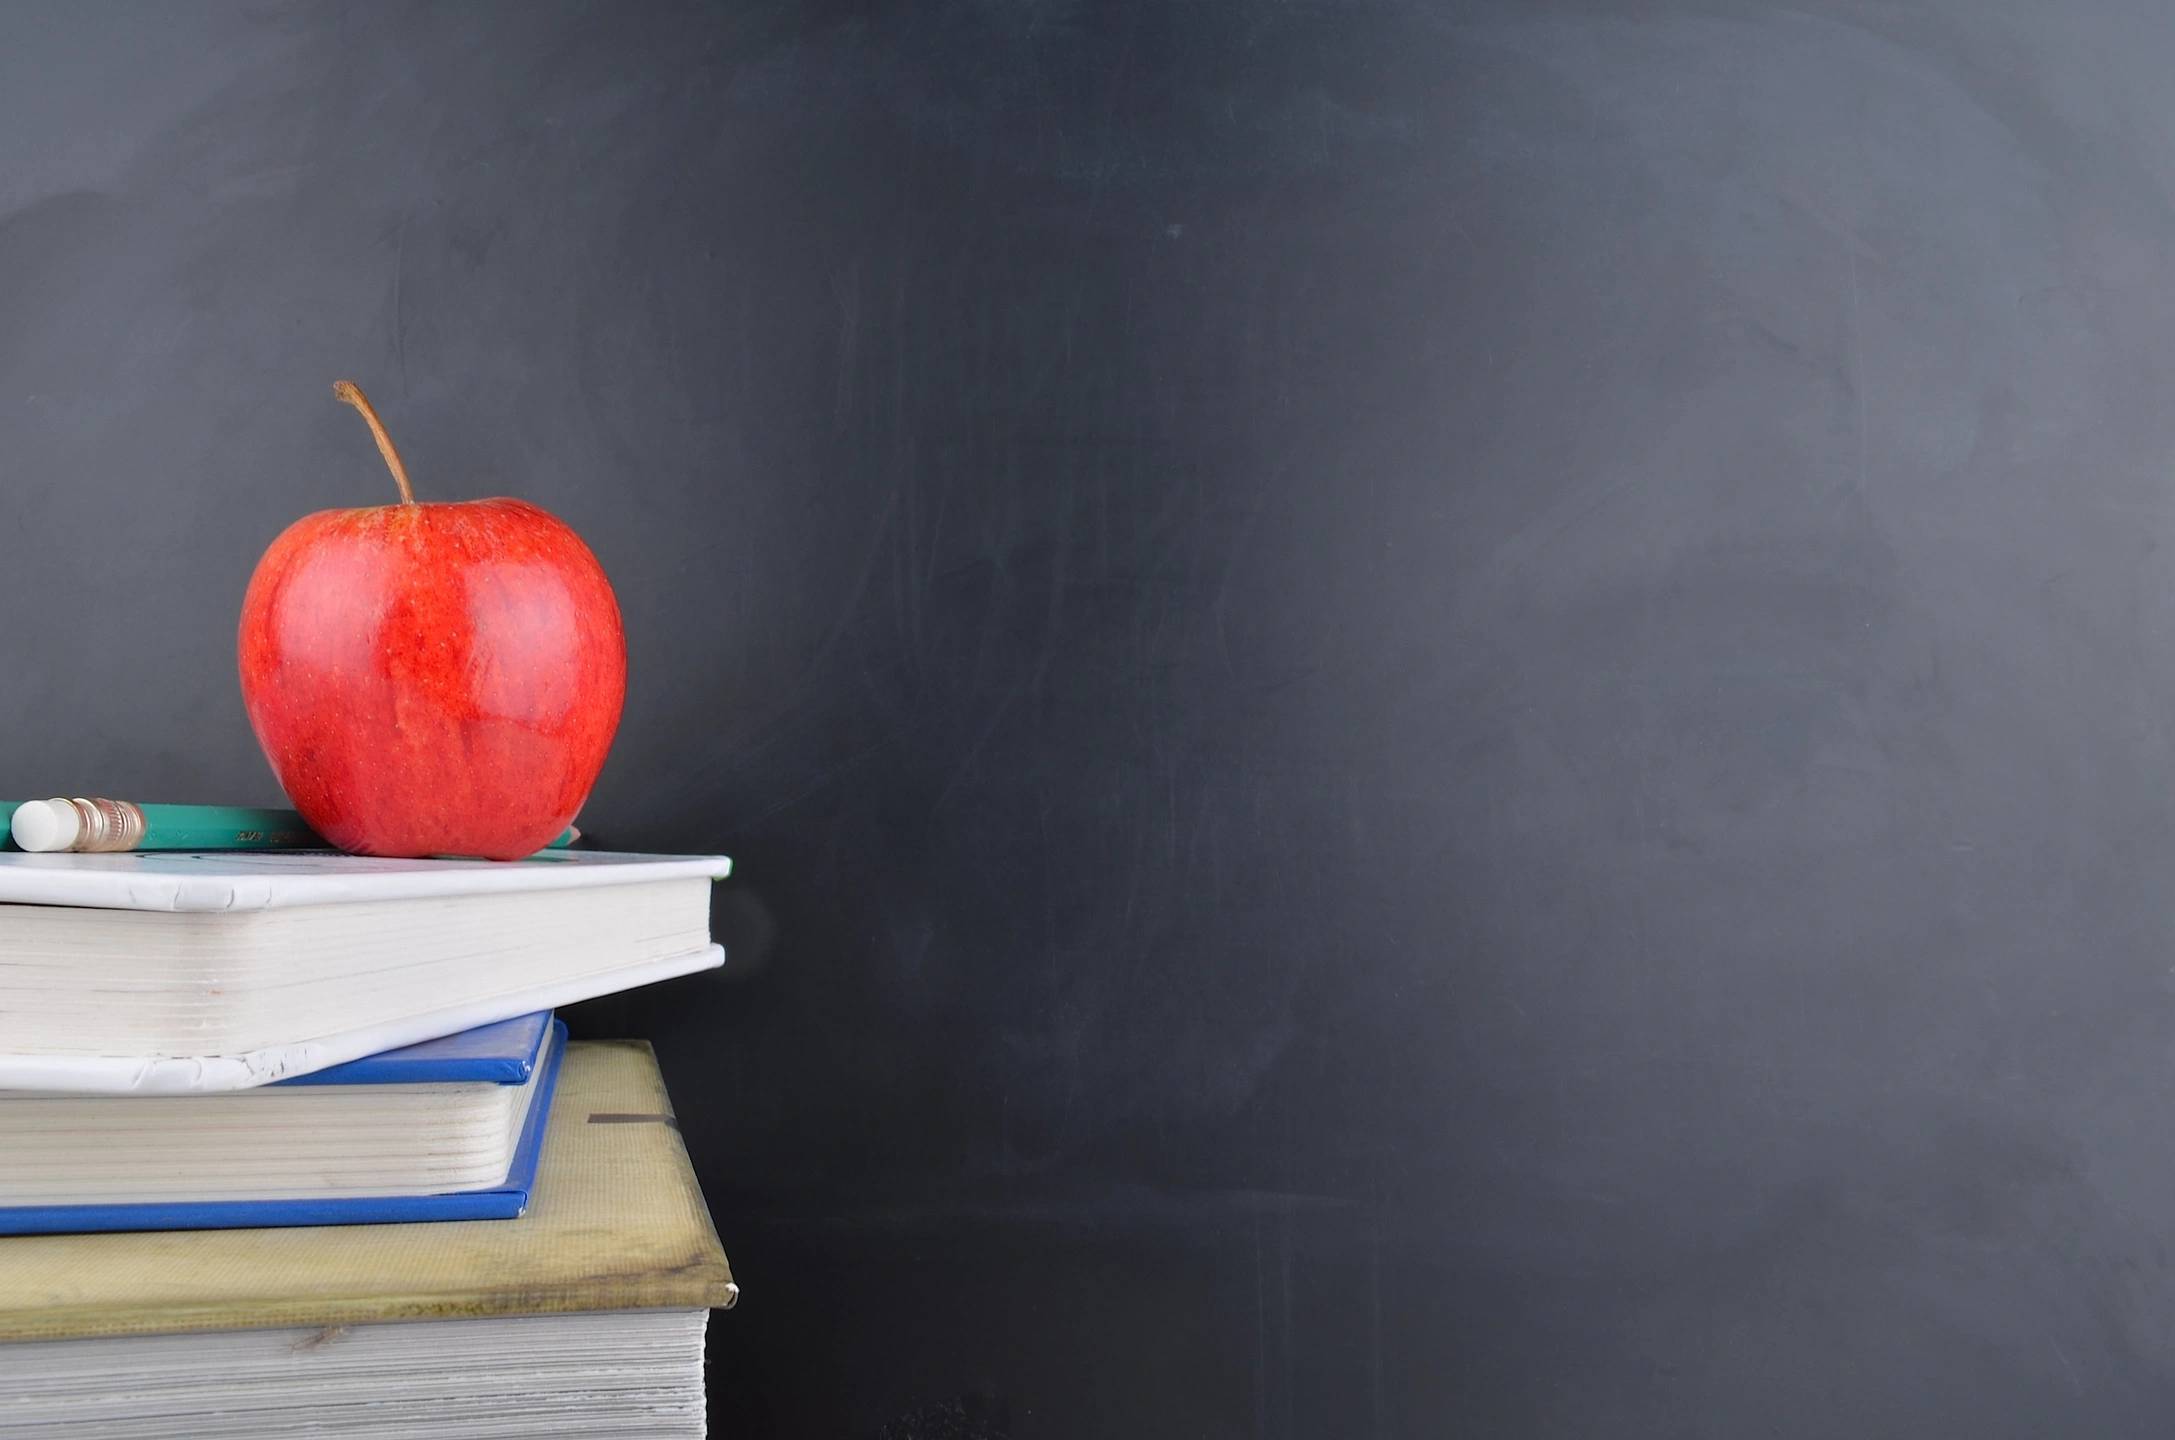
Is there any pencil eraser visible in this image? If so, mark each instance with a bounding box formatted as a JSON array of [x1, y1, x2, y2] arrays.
[[12, 799, 80, 853]]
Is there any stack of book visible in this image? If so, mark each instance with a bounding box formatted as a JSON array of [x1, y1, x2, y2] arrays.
[[0, 846, 738, 1437]]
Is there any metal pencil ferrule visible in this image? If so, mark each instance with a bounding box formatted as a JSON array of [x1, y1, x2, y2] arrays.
[[65, 797, 145, 852]]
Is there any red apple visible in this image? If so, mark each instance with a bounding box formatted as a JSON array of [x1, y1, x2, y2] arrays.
[[237, 382, 626, 860]]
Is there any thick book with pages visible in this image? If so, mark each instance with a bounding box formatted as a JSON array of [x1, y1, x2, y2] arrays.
[[0, 1012, 567, 1236], [0, 848, 731, 1093], [0, 1040, 736, 1437]]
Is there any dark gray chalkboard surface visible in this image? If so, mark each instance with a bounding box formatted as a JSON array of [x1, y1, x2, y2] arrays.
[[4, 1, 2171, 1434]]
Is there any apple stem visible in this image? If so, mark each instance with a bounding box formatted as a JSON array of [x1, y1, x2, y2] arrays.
[[332, 381, 416, 505]]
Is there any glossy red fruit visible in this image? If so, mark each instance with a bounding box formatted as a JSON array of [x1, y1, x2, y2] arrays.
[[238, 384, 625, 860]]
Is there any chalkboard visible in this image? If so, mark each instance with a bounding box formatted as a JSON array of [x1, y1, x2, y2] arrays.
[[5, 1, 2172, 1434]]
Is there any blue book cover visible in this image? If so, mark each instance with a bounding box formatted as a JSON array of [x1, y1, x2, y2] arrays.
[[277, 1010, 553, 1086], [0, 1016, 568, 1237]]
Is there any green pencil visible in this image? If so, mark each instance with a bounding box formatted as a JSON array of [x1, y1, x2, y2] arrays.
[[5, 799, 578, 854]]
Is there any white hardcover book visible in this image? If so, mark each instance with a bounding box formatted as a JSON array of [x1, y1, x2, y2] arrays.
[[0, 849, 731, 1095]]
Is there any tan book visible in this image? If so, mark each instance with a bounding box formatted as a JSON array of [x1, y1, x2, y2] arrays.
[[0, 1040, 737, 1437]]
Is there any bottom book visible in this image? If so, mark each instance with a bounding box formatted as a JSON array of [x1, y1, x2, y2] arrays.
[[0, 1041, 737, 1438], [4, 1310, 710, 1437]]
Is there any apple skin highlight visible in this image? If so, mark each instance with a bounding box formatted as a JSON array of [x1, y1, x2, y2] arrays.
[[239, 386, 626, 861]]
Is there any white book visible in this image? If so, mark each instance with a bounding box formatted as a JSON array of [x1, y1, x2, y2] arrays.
[[0, 849, 731, 1094]]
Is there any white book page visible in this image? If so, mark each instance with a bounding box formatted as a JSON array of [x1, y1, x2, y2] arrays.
[[0, 944, 722, 1094]]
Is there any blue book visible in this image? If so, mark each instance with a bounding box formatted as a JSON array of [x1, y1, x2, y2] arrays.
[[0, 1014, 568, 1236]]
